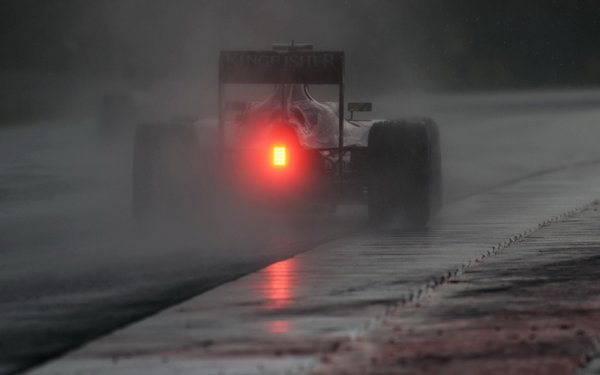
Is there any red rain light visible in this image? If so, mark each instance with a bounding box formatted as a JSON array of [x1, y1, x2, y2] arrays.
[[272, 145, 287, 167]]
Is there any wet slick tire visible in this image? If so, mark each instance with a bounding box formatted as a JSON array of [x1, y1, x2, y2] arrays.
[[132, 121, 206, 226], [367, 119, 441, 228]]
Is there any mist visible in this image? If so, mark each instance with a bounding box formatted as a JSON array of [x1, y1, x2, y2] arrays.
[[2, 1, 600, 374]]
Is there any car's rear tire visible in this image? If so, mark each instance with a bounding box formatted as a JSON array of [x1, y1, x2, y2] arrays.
[[132, 121, 205, 225], [367, 118, 441, 228]]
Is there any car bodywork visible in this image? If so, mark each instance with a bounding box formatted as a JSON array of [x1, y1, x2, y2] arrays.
[[217, 46, 375, 205], [132, 44, 441, 227]]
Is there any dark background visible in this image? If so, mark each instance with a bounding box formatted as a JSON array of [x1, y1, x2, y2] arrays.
[[1, 0, 600, 91]]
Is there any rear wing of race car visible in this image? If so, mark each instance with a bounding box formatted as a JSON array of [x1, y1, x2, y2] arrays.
[[219, 50, 344, 84], [217, 48, 346, 169]]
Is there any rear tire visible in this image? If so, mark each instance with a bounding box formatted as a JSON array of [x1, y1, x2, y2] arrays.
[[367, 118, 441, 228]]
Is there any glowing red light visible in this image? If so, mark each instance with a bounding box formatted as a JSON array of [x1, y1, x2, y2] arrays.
[[272, 145, 287, 167]]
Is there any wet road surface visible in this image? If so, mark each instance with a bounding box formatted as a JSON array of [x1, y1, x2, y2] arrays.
[[27, 155, 600, 374], [2, 89, 600, 374], [316, 204, 600, 375]]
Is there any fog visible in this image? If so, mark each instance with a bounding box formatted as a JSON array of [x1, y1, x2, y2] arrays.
[[3, 1, 600, 121], [2, 1, 600, 374]]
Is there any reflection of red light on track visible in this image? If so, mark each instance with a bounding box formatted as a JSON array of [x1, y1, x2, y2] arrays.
[[260, 259, 296, 333], [268, 320, 290, 333], [266, 259, 292, 308]]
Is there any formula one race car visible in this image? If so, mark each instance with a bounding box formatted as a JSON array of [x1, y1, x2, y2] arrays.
[[132, 44, 441, 228]]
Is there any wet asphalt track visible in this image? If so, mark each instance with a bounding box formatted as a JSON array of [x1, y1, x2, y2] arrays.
[[314, 203, 600, 375], [27, 151, 600, 375], [2, 89, 600, 374]]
